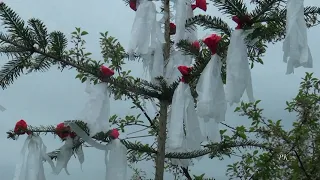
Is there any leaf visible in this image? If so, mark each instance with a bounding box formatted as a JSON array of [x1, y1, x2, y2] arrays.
[[81, 31, 88, 36], [81, 77, 87, 83]]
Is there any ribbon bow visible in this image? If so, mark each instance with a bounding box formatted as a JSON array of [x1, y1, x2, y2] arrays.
[[232, 15, 252, 29], [203, 34, 221, 54], [191, 0, 207, 11]]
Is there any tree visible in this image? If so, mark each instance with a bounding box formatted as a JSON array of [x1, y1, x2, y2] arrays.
[[2, 0, 320, 180]]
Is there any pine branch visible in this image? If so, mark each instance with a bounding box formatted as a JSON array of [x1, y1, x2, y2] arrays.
[[186, 15, 232, 36], [210, 0, 248, 17], [0, 4, 162, 99], [6, 120, 271, 160], [0, 3, 35, 47], [27, 18, 49, 50], [249, 0, 284, 22]]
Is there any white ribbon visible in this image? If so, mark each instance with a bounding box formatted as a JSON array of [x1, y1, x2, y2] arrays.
[[13, 135, 54, 180], [173, 0, 188, 46], [225, 29, 254, 105], [196, 54, 226, 141], [80, 81, 111, 137], [66, 122, 108, 150], [142, 17, 165, 83], [167, 82, 203, 167], [185, 2, 197, 43], [128, 0, 157, 56], [66, 122, 127, 180], [74, 136, 84, 170], [283, 0, 312, 74], [54, 137, 73, 175], [105, 139, 127, 180], [167, 82, 203, 150], [197, 54, 226, 123], [150, 41, 164, 83]]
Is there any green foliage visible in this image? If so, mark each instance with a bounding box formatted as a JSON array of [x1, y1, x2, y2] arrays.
[[226, 73, 320, 180]]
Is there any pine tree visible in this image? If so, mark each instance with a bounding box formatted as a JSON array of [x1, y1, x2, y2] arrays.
[[2, 0, 320, 180]]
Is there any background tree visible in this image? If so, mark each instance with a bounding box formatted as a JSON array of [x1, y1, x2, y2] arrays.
[[1, 0, 320, 180]]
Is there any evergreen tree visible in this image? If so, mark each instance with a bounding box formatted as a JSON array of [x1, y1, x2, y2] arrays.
[[2, 0, 320, 179]]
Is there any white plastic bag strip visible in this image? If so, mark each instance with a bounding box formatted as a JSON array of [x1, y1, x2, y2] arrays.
[[196, 55, 227, 123], [80, 82, 111, 137], [105, 139, 127, 180], [225, 29, 254, 105], [128, 0, 157, 55], [66, 122, 108, 151], [54, 137, 73, 175], [283, 0, 312, 74], [13, 135, 54, 180]]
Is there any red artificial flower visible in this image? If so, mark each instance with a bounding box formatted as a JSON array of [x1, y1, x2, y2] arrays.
[[100, 65, 115, 77], [192, 41, 200, 50], [203, 34, 221, 54], [169, 23, 176, 35], [110, 128, 120, 139], [178, 66, 192, 76], [55, 123, 76, 139], [14, 119, 30, 135], [129, 0, 137, 11], [232, 15, 251, 29], [192, 0, 207, 11], [178, 66, 192, 83]]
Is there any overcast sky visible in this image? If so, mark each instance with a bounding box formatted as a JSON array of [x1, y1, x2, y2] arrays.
[[0, 0, 320, 179]]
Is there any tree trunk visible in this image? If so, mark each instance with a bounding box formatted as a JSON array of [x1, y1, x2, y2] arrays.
[[154, 0, 170, 179], [155, 100, 169, 180]]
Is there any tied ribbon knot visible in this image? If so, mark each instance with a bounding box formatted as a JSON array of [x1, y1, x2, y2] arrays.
[[100, 65, 115, 77], [178, 65, 192, 83], [129, 0, 137, 11], [55, 123, 76, 139], [14, 119, 30, 135], [191, 0, 207, 11], [232, 15, 252, 29], [203, 34, 221, 54]]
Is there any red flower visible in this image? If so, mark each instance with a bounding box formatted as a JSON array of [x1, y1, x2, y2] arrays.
[[169, 23, 176, 35], [178, 66, 193, 83], [192, 41, 200, 50], [232, 16, 251, 29], [203, 34, 221, 54], [178, 65, 192, 76], [192, 0, 207, 11], [110, 128, 119, 139], [100, 65, 114, 77], [129, 0, 137, 11], [14, 119, 30, 135], [55, 123, 76, 139]]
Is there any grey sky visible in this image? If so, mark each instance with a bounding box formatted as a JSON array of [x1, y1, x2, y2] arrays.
[[0, 0, 320, 179]]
